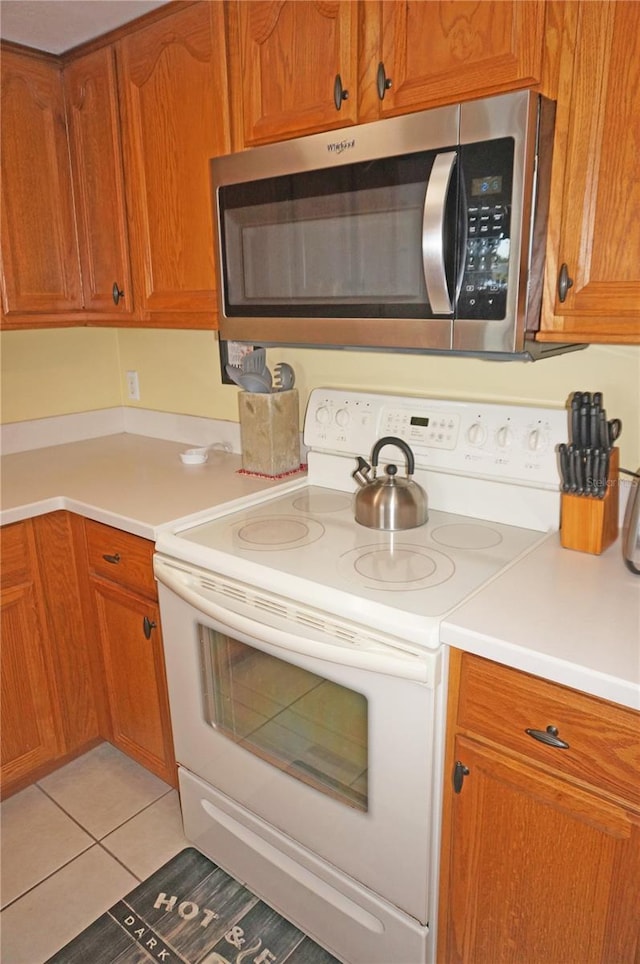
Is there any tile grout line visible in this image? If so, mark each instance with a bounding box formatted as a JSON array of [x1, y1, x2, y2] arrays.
[[1, 785, 175, 912]]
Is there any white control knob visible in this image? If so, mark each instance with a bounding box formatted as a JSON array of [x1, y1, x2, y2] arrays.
[[527, 428, 545, 452], [315, 405, 331, 425], [467, 422, 487, 446], [335, 408, 350, 427], [496, 425, 513, 448]]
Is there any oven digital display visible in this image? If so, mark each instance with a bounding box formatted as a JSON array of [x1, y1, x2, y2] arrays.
[[471, 175, 503, 196], [410, 416, 430, 427]]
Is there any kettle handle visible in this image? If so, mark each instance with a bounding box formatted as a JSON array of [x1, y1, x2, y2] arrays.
[[371, 437, 415, 475]]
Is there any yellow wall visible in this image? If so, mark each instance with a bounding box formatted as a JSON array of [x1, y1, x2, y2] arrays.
[[0, 328, 121, 422], [2, 328, 639, 469]]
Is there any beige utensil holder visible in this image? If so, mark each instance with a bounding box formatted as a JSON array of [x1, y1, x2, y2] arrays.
[[560, 447, 619, 554], [238, 389, 300, 476]]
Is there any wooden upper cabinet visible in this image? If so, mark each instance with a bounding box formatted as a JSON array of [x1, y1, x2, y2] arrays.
[[116, 2, 231, 326], [373, 1, 546, 118], [228, 0, 359, 146], [63, 47, 133, 319], [0, 51, 82, 318], [540, 0, 640, 343]]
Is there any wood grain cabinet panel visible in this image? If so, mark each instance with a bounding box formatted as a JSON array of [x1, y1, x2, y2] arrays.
[[0, 522, 62, 795], [63, 47, 134, 319], [438, 650, 640, 964], [116, 2, 231, 327], [440, 735, 640, 964], [230, 0, 359, 145], [0, 51, 82, 319], [82, 520, 176, 786], [376, 0, 545, 117], [85, 519, 156, 599], [540, 0, 640, 342], [91, 580, 176, 786]]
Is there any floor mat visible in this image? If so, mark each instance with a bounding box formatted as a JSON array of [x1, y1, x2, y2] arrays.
[[46, 847, 342, 963]]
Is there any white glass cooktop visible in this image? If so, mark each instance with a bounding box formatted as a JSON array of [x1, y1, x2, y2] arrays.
[[174, 485, 543, 623]]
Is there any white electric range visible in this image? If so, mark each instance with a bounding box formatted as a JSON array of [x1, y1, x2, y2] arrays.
[[154, 388, 567, 964]]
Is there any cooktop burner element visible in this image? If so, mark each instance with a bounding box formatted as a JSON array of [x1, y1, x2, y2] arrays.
[[291, 491, 353, 514], [235, 515, 325, 550], [339, 543, 456, 592], [431, 524, 503, 550]]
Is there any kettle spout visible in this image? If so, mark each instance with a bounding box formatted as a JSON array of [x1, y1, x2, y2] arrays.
[[352, 456, 372, 487]]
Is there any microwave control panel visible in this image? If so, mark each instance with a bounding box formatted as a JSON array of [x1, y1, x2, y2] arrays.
[[457, 138, 514, 321]]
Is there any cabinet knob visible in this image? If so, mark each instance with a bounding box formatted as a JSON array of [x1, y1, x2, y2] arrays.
[[112, 282, 125, 305], [333, 74, 349, 111], [376, 62, 392, 100], [557, 263, 574, 303], [102, 552, 121, 564], [525, 725, 570, 750], [142, 615, 157, 639], [453, 760, 470, 793]]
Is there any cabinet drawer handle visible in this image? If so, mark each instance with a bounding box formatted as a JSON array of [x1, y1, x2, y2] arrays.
[[557, 263, 574, 303], [333, 74, 349, 111], [143, 615, 157, 639], [525, 725, 570, 749], [376, 61, 392, 100], [112, 282, 125, 305], [102, 552, 121, 564]]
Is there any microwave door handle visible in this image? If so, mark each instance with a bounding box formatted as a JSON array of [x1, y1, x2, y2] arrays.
[[422, 151, 457, 315]]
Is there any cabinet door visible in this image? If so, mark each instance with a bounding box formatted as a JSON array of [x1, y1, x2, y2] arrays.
[[541, 1, 640, 342], [63, 47, 133, 319], [116, 3, 230, 327], [0, 524, 62, 795], [0, 51, 82, 319], [439, 736, 640, 964], [91, 579, 176, 786], [376, 1, 545, 117], [230, 0, 359, 146]]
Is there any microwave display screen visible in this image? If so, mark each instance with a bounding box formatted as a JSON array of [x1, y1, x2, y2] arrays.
[[471, 175, 503, 196]]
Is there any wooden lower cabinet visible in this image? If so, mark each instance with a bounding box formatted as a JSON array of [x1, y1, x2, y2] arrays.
[[83, 520, 176, 787], [0, 523, 62, 791], [438, 650, 640, 963], [0, 513, 177, 798]]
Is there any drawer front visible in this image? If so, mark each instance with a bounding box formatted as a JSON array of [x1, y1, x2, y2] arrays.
[[1, 522, 31, 587], [85, 520, 156, 598], [457, 652, 640, 808]]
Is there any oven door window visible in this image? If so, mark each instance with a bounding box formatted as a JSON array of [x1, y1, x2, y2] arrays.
[[199, 627, 368, 812]]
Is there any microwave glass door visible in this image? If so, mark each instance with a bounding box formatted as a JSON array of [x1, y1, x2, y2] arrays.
[[217, 150, 459, 319], [199, 627, 369, 812]]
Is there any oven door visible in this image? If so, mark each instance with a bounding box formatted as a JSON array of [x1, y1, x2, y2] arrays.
[[154, 554, 444, 925]]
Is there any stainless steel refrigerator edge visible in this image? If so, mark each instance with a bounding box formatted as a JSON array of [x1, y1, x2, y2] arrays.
[[210, 91, 584, 360]]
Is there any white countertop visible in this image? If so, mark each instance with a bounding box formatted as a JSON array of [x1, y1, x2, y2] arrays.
[[2, 432, 638, 711], [441, 533, 640, 710], [0, 433, 304, 539]]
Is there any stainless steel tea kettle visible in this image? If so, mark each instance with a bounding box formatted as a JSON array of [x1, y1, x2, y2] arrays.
[[352, 436, 428, 530]]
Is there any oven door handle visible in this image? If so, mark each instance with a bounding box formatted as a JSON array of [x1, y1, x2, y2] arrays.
[[155, 556, 435, 684]]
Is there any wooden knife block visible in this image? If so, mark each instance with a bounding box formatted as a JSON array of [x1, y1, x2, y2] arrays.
[[560, 447, 619, 554]]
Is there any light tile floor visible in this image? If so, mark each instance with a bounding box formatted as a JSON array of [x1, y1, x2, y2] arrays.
[[0, 742, 189, 964]]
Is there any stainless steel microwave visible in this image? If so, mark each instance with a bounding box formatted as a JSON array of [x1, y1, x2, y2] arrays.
[[210, 91, 583, 360]]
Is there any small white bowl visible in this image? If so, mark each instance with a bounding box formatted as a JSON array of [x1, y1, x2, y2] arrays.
[[180, 447, 209, 465]]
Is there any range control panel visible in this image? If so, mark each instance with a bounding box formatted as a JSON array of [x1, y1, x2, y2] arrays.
[[305, 389, 568, 487]]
